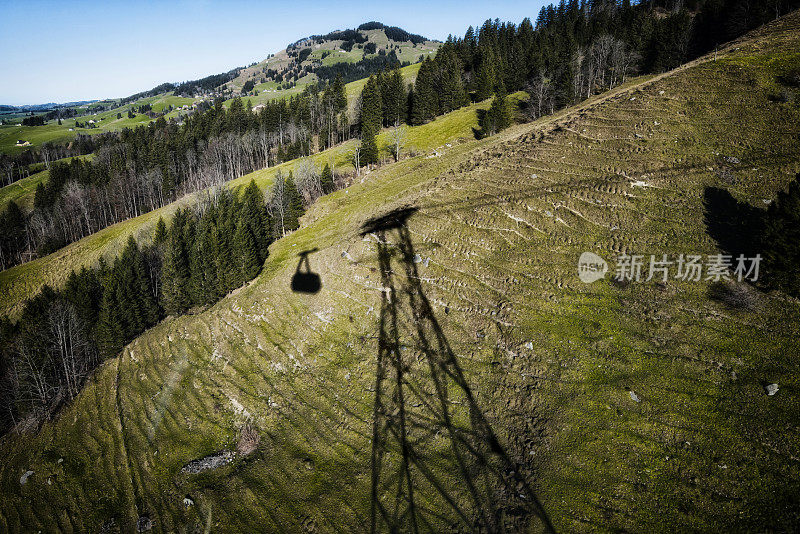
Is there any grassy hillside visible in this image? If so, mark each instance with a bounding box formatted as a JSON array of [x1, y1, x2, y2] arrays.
[[225, 27, 438, 93], [224, 60, 423, 111], [0, 170, 47, 212], [0, 94, 196, 154], [0, 91, 521, 319], [1, 12, 799, 533], [0, 155, 93, 213]]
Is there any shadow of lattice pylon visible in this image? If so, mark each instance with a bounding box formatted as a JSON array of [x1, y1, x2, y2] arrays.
[[363, 208, 554, 534]]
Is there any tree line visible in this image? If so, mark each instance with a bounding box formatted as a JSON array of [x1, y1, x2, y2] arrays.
[[0, 77, 349, 270], [405, 0, 800, 131], [0, 178, 304, 433]]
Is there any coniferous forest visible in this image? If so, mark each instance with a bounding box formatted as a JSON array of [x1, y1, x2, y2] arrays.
[[0, 179, 300, 432]]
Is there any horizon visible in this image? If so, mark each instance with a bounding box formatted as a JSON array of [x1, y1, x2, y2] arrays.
[[0, 0, 547, 106]]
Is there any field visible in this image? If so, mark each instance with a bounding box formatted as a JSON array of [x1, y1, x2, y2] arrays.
[[1, 13, 799, 532], [0, 94, 195, 154]]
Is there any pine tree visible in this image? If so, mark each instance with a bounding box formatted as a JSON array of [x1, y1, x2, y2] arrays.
[[233, 213, 261, 283], [412, 58, 437, 124], [63, 267, 102, 328], [332, 74, 347, 111], [380, 68, 406, 127], [130, 236, 159, 327], [161, 210, 192, 314], [320, 163, 334, 194], [474, 48, 497, 101], [96, 275, 123, 357], [360, 75, 382, 165], [115, 236, 159, 338], [242, 179, 271, 260], [0, 201, 25, 267], [190, 207, 219, 305], [440, 47, 468, 113], [284, 173, 304, 232], [153, 217, 167, 245], [215, 190, 239, 293], [479, 87, 512, 138]]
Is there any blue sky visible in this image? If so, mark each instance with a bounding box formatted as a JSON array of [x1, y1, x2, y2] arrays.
[[0, 0, 548, 106]]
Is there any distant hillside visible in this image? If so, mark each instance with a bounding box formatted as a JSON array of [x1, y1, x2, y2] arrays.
[[158, 22, 438, 98], [0, 101, 97, 112], [216, 22, 439, 95]]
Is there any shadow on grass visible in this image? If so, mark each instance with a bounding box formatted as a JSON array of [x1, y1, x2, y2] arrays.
[[361, 206, 555, 533], [291, 248, 322, 294], [702, 187, 764, 259]]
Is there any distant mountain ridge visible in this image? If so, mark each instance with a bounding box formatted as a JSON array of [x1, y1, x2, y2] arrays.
[[0, 101, 97, 112]]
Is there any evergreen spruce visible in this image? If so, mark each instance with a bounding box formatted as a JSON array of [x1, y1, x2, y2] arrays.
[[153, 217, 168, 245], [96, 275, 123, 357], [242, 179, 271, 260], [479, 87, 512, 137], [320, 163, 334, 194], [284, 173, 304, 232], [360, 75, 382, 165], [161, 210, 192, 314], [216, 190, 240, 293], [412, 58, 437, 124], [233, 213, 261, 283], [190, 207, 220, 305], [63, 267, 103, 327], [474, 50, 496, 101]]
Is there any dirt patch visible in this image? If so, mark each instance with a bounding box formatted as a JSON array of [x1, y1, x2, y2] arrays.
[[180, 450, 235, 474]]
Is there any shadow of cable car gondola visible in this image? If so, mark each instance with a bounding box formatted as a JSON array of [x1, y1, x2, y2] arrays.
[[291, 248, 322, 294]]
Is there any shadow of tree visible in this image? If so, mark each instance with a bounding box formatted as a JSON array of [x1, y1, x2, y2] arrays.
[[473, 109, 487, 140], [702, 187, 764, 259], [361, 207, 554, 533]]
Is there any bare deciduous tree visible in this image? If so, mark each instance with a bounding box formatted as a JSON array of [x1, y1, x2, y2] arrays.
[[388, 125, 407, 162], [268, 170, 288, 237], [294, 158, 322, 205], [528, 72, 555, 119]]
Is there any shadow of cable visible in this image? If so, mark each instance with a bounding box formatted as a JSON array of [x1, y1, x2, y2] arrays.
[[362, 207, 555, 533]]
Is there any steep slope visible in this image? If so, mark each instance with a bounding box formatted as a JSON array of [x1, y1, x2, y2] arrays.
[[0, 169, 47, 213], [1, 12, 799, 533], [0, 91, 516, 319]]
